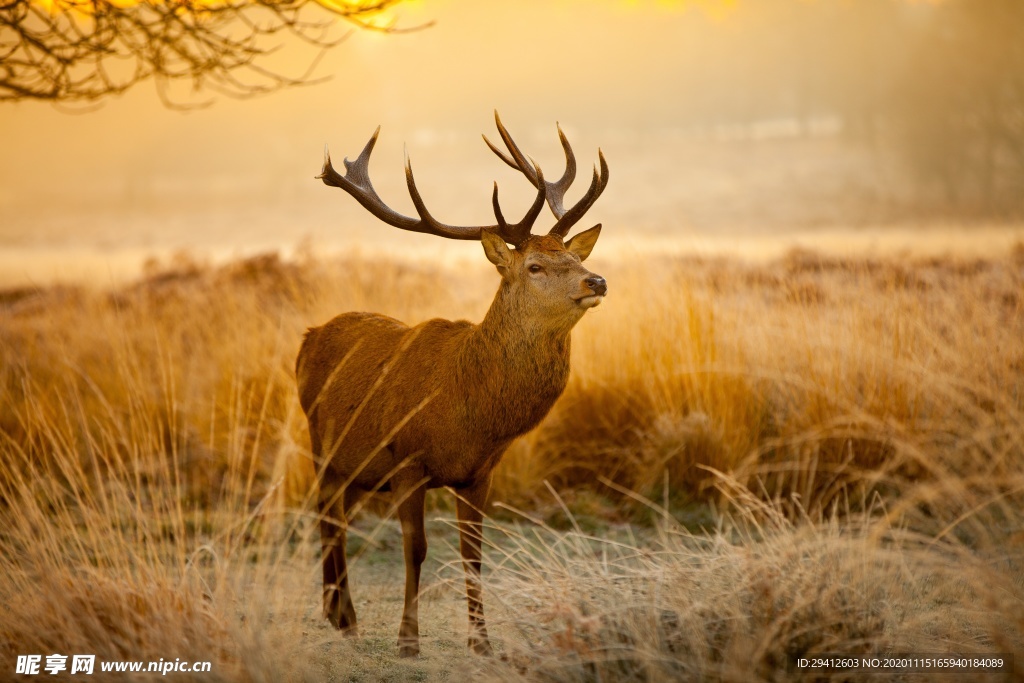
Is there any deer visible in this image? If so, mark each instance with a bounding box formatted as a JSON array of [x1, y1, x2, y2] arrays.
[[296, 112, 608, 658]]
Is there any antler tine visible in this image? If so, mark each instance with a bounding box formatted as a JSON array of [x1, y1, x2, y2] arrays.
[[341, 126, 378, 187], [483, 133, 519, 171], [490, 161, 547, 246], [549, 149, 609, 238], [548, 123, 578, 217], [514, 160, 547, 245], [483, 111, 577, 219], [491, 182, 508, 231], [404, 152, 456, 236]]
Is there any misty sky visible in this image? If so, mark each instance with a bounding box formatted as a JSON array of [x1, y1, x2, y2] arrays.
[[2, 0, 1018, 284]]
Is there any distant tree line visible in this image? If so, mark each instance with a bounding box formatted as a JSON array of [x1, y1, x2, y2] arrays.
[[885, 0, 1023, 214], [668, 0, 1023, 217]]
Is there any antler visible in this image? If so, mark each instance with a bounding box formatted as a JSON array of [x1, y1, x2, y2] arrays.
[[317, 126, 546, 246], [318, 114, 606, 246], [482, 111, 609, 238]]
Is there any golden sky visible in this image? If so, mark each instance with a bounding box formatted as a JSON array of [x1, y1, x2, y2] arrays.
[[1, 0, 746, 247], [2, 0, 1013, 283]]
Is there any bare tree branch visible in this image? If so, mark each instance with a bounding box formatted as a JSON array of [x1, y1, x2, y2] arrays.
[[0, 0, 425, 106]]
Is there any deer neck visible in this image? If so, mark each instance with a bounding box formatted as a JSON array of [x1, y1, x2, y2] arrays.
[[476, 280, 574, 359], [458, 282, 573, 437]]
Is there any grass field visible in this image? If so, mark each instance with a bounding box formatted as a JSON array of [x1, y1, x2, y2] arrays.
[[2, 244, 1023, 680]]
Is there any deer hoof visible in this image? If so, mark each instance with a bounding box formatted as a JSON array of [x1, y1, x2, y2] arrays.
[[469, 637, 493, 656], [326, 613, 358, 635], [398, 640, 420, 658]]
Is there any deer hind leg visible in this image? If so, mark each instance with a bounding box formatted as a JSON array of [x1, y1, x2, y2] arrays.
[[393, 467, 428, 658], [456, 475, 493, 656], [319, 483, 359, 634]]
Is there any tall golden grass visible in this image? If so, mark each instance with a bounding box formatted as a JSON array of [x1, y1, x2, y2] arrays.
[[1, 245, 1022, 679]]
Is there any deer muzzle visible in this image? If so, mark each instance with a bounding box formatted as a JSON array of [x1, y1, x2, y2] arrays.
[[573, 274, 607, 309], [584, 275, 607, 297]]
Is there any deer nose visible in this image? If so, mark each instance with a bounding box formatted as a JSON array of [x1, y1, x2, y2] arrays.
[[585, 275, 607, 296]]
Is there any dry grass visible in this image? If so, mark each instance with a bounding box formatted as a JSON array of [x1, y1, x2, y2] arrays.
[[469, 492, 1024, 682], [1, 245, 1022, 680]]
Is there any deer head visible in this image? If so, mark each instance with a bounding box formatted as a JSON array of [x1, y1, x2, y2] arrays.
[[316, 112, 609, 322]]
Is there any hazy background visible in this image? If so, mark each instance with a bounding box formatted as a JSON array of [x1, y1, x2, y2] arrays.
[[2, 0, 1022, 284]]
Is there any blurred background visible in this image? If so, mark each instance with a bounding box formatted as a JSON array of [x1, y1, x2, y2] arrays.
[[2, 0, 1022, 284]]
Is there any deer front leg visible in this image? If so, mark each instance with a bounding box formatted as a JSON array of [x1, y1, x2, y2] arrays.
[[393, 468, 428, 658], [457, 475, 493, 656], [319, 484, 360, 634]]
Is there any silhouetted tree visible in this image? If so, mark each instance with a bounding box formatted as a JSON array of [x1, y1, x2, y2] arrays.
[[0, 0, 414, 106]]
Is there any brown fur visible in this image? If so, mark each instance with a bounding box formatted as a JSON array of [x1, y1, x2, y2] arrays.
[[297, 228, 605, 657]]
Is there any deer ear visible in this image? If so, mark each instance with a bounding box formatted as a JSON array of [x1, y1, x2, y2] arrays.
[[565, 224, 602, 261], [481, 229, 513, 269]]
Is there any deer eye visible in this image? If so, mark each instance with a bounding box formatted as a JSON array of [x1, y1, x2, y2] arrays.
[[528, 264, 544, 274]]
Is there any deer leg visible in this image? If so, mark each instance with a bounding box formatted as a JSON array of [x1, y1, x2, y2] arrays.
[[456, 476, 493, 656], [319, 483, 359, 634], [393, 469, 428, 658]]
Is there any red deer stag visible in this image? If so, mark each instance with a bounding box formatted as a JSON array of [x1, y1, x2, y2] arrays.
[[296, 112, 608, 657]]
